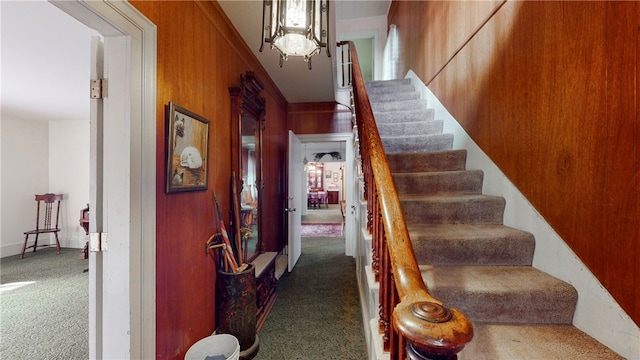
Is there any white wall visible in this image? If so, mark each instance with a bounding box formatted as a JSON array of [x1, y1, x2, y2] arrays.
[[322, 162, 343, 199], [49, 120, 90, 249], [337, 15, 388, 81], [0, 115, 89, 256], [1, 115, 49, 255]]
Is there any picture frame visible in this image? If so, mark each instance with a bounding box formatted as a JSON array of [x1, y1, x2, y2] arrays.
[[333, 172, 339, 182], [325, 170, 331, 178], [165, 102, 209, 193]]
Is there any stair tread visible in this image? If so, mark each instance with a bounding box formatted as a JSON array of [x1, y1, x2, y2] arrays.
[[395, 169, 481, 176], [394, 170, 484, 195], [459, 324, 624, 359], [399, 193, 504, 202], [366, 78, 411, 87], [408, 224, 535, 266], [420, 265, 573, 292], [388, 150, 467, 172], [381, 132, 449, 140], [407, 223, 532, 241], [421, 265, 577, 324], [372, 99, 427, 112]]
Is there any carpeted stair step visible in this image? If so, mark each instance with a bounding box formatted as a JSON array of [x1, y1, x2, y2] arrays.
[[371, 99, 426, 113], [387, 150, 467, 173], [366, 78, 412, 89], [367, 82, 415, 94], [393, 170, 483, 196], [420, 265, 578, 324], [382, 133, 453, 153], [368, 89, 420, 103], [408, 224, 534, 266], [375, 108, 434, 124], [458, 324, 624, 359], [400, 194, 505, 225], [378, 120, 443, 137]]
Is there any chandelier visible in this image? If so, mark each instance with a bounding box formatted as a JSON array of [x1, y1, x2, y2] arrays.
[[260, 0, 331, 70]]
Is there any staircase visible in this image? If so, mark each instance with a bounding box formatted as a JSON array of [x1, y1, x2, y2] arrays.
[[363, 78, 623, 359]]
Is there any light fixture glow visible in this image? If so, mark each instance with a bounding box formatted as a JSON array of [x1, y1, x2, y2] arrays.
[[260, 0, 331, 70]]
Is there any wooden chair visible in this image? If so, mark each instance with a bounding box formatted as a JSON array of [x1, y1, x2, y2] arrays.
[[308, 192, 320, 208], [79, 204, 89, 260], [21, 193, 63, 259]]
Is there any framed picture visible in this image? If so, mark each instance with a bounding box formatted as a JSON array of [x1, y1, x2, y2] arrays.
[[166, 102, 209, 193], [325, 170, 331, 178], [333, 172, 339, 182]]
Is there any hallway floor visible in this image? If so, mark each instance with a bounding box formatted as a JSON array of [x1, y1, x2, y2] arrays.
[[255, 233, 365, 359]]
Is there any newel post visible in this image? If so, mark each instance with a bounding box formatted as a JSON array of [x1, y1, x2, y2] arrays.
[[394, 299, 473, 360]]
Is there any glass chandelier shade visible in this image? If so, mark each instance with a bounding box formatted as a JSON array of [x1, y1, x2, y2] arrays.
[[260, 0, 330, 69]]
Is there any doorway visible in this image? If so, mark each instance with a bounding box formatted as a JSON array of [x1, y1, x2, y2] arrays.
[[297, 133, 356, 257], [49, 1, 156, 358]]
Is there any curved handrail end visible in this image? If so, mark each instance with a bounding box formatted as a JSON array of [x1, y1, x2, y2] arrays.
[[393, 299, 474, 357]]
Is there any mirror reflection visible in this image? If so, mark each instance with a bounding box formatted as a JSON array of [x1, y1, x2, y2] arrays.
[[241, 114, 258, 262]]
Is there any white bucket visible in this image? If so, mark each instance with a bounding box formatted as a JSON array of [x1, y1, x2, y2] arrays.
[[184, 334, 240, 360]]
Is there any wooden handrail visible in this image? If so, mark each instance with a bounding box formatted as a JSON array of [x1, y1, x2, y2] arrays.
[[343, 41, 474, 359]]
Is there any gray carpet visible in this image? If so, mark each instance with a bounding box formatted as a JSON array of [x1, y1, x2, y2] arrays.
[[1, 247, 88, 360], [255, 236, 367, 359]]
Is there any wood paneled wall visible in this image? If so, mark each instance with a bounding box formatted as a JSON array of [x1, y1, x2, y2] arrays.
[[288, 102, 352, 134], [389, 0, 639, 325], [129, 2, 287, 359]]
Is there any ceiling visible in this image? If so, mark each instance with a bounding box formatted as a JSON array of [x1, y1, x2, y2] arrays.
[[1, 1, 99, 122], [0, 0, 389, 122], [217, 0, 390, 104]]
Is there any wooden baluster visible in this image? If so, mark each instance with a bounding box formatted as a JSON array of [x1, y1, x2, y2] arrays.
[[372, 186, 380, 282], [389, 273, 400, 359], [381, 227, 391, 350]]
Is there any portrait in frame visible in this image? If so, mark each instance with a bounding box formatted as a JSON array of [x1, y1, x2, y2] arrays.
[[165, 102, 209, 193], [325, 169, 331, 178]]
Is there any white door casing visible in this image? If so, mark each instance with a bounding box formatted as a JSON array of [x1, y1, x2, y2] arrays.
[[287, 131, 303, 271], [297, 133, 355, 256], [50, 1, 156, 359], [88, 34, 105, 359]]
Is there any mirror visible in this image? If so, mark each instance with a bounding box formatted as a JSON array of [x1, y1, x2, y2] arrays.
[[230, 72, 265, 263]]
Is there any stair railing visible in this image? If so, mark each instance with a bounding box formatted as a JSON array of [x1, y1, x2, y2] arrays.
[[339, 41, 474, 359]]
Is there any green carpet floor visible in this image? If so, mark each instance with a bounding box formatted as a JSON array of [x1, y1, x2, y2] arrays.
[[1, 247, 88, 360], [1, 233, 365, 360], [255, 236, 367, 359]]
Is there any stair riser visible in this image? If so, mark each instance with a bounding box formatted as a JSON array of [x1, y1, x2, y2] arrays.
[[429, 287, 577, 324], [366, 78, 412, 88], [382, 134, 453, 154], [378, 120, 443, 137], [411, 237, 535, 266], [394, 170, 483, 196], [375, 109, 434, 124], [421, 266, 579, 324], [402, 197, 505, 225], [387, 150, 467, 173], [368, 90, 420, 103], [372, 99, 426, 112]]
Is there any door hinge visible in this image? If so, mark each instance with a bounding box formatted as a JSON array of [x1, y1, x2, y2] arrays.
[[89, 232, 109, 252], [90, 79, 107, 99]]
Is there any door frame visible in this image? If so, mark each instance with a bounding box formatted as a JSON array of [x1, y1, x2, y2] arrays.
[[49, 1, 156, 358], [297, 133, 356, 256]]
